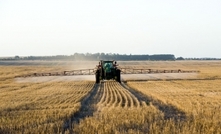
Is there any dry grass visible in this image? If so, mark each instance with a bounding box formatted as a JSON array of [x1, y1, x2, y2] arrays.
[[0, 60, 221, 133], [128, 80, 221, 133], [0, 66, 94, 133]]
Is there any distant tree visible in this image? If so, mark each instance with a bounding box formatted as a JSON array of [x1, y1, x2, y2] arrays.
[[14, 55, 20, 60], [176, 57, 184, 60]]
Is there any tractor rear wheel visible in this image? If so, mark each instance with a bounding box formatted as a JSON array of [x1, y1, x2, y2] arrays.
[[116, 69, 121, 83], [96, 70, 100, 83]]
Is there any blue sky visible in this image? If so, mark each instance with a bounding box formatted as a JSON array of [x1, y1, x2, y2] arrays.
[[0, 0, 221, 58]]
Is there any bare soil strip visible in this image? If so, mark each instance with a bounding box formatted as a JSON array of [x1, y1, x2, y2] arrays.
[[121, 82, 186, 121]]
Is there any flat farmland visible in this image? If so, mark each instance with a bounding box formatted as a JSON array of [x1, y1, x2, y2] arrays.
[[0, 60, 221, 134]]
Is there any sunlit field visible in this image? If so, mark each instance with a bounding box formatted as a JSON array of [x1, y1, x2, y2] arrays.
[[0, 60, 221, 133]]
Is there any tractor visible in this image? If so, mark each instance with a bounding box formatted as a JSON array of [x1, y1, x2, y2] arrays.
[[95, 60, 121, 83]]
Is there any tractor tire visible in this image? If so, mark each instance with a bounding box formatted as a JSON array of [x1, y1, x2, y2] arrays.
[[101, 68, 104, 80], [95, 70, 100, 83], [116, 69, 121, 83]]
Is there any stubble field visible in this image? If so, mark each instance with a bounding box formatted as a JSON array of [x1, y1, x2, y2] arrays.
[[0, 60, 221, 134]]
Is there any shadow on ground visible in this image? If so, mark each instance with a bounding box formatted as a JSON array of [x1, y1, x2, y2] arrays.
[[62, 83, 103, 134], [121, 82, 186, 121]]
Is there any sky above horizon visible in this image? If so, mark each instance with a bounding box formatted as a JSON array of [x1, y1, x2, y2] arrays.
[[0, 0, 221, 58]]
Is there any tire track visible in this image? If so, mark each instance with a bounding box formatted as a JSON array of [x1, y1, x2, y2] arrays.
[[121, 82, 186, 121]]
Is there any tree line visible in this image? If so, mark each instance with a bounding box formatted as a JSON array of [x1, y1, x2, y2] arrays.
[[1, 53, 176, 61]]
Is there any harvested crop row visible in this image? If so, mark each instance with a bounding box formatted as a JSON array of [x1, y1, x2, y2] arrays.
[[97, 81, 142, 110]]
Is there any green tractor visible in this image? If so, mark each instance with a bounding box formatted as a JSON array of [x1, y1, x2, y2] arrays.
[[95, 60, 121, 83]]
